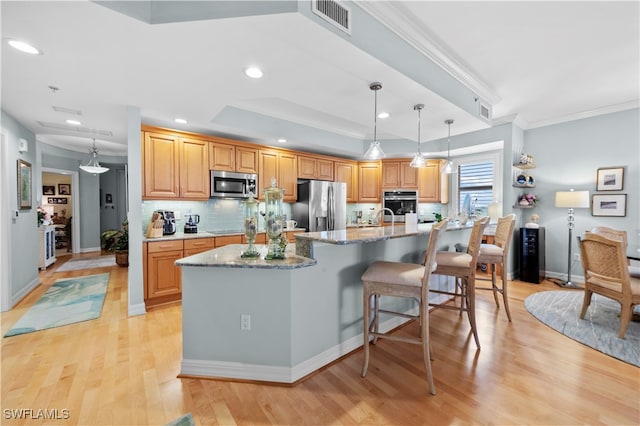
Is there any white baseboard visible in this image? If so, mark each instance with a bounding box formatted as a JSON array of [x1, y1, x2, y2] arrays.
[[128, 302, 146, 316], [79, 247, 101, 254], [181, 313, 415, 384], [11, 276, 40, 309]]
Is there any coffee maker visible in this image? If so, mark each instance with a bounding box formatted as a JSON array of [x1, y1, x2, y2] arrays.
[[184, 214, 200, 234], [155, 210, 176, 235]]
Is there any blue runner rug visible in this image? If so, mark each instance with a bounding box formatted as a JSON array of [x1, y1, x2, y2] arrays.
[[5, 273, 110, 337], [524, 290, 639, 367]]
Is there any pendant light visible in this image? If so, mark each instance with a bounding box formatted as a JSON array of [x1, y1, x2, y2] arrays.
[[444, 119, 454, 174], [79, 139, 110, 174], [363, 82, 385, 160], [409, 104, 426, 168]]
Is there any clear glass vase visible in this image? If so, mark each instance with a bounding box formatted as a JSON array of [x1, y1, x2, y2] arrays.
[[241, 193, 260, 258], [264, 178, 285, 260]]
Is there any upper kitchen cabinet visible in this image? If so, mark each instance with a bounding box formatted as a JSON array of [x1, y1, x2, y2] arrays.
[[418, 160, 448, 203], [334, 160, 358, 203], [143, 129, 209, 200], [258, 149, 298, 202], [358, 161, 381, 203], [209, 138, 258, 174], [381, 160, 418, 189], [298, 154, 334, 181]]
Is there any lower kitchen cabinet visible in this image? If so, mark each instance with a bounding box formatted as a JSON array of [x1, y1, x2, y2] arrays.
[[144, 237, 215, 308]]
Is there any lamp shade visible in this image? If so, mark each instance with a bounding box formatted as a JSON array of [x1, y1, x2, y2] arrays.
[[555, 190, 590, 208], [488, 202, 502, 223]]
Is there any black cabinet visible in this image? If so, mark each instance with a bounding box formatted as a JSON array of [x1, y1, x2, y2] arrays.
[[519, 227, 545, 283]]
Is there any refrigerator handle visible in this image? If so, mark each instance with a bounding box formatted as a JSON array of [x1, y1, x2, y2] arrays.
[[328, 185, 334, 230]]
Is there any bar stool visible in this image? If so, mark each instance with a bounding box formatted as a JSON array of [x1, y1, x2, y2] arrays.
[[361, 220, 447, 395], [429, 217, 489, 350], [476, 214, 516, 321]]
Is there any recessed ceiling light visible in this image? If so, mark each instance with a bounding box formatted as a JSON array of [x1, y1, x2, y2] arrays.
[[175, 118, 187, 124], [7, 39, 41, 55], [245, 66, 263, 79], [277, 138, 287, 143], [65, 119, 81, 126], [378, 112, 389, 119]]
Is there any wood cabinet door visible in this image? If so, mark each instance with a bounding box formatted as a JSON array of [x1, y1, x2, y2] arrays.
[[236, 146, 258, 174], [418, 160, 448, 203], [147, 249, 183, 299], [400, 161, 418, 188], [335, 161, 358, 202], [209, 142, 235, 171], [215, 235, 243, 247], [381, 161, 401, 188], [278, 152, 298, 202], [143, 132, 180, 198], [317, 158, 334, 181], [297, 155, 317, 179], [258, 150, 279, 199], [358, 162, 381, 202], [180, 137, 209, 199]]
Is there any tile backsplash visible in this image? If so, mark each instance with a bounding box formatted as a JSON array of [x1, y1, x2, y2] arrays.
[[142, 199, 292, 234]]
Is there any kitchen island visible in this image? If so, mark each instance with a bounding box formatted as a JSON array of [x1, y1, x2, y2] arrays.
[[177, 223, 471, 384]]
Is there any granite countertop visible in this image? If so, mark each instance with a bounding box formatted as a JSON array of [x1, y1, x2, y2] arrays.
[[143, 228, 305, 242], [175, 244, 316, 269], [295, 222, 472, 245]]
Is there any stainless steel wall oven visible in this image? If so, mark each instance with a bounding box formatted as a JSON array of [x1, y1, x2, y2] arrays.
[[382, 190, 418, 223]]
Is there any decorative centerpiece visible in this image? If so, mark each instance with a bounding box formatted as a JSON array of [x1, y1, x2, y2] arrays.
[[241, 192, 260, 258], [264, 178, 285, 260]]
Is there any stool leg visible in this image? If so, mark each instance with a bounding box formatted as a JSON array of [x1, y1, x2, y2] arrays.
[[421, 306, 436, 395], [362, 288, 371, 377], [501, 265, 512, 321], [465, 277, 481, 350], [372, 294, 380, 344], [491, 264, 500, 307]]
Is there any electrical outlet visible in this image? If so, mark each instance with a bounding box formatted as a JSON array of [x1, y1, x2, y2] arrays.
[[574, 253, 580, 261], [240, 314, 251, 331]]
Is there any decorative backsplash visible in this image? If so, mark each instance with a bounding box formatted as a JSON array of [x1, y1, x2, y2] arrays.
[[141, 199, 292, 234]]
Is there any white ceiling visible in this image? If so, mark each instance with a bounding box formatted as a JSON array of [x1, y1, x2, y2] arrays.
[[2, 1, 638, 158]]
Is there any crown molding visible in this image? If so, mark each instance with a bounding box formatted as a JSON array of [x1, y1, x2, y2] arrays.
[[356, 1, 501, 106], [526, 100, 640, 129]]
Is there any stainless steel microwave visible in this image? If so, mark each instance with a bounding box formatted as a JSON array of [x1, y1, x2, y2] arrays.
[[210, 171, 257, 198]]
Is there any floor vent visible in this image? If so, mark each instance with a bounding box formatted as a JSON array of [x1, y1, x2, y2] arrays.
[[312, 0, 351, 35]]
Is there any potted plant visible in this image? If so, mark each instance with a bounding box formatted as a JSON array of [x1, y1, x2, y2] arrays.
[[101, 220, 128, 267]]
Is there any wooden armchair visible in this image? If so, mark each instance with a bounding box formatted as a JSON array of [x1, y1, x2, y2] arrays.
[[578, 233, 640, 338]]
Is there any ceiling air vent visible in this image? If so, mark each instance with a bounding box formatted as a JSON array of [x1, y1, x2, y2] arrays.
[[479, 102, 491, 123], [312, 0, 351, 35]]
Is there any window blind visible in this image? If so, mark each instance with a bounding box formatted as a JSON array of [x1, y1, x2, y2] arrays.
[[458, 162, 494, 215]]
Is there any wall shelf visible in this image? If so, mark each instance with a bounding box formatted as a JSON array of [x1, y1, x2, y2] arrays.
[[513, 162, 536, 169]]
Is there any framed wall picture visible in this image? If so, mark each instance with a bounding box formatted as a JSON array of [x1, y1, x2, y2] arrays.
[[58, 183, 71, 195], [17, 159, 32, 209], [592, 194, 626, 217], [596, 166, 624, 191], [42, 185, 55, 195], [47, 197, 68, 205]]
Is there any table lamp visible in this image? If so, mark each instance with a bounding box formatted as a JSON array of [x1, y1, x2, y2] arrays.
[[555, 189, 590, 287]]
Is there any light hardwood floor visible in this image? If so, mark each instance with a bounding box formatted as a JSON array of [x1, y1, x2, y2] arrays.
[[2, 253, 639, 425]]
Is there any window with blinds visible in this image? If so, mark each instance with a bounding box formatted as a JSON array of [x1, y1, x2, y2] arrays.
[[458, 162, 494, 216]]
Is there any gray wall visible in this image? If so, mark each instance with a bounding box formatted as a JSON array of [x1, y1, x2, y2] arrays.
[[1, 110, 40, 306], [523, 108, 639, 279]]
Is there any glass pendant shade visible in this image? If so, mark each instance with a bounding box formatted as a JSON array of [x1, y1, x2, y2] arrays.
[[410, 104, 426, 168], [364, 82, 385, 160], [79, 139, 109, 174]]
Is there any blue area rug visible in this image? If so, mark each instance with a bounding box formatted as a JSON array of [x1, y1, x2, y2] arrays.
[[5, 273, 110, 337], [165, 413, 195, 426], [524, 290, 639, 367]]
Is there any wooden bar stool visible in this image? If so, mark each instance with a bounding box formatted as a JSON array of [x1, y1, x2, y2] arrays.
[[361, 220, 447, 395], [429, 217, 489, 350], [476, 214, 516, 321]]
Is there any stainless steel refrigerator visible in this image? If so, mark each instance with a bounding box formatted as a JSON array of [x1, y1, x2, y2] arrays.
[[292, 180, 347, 232]]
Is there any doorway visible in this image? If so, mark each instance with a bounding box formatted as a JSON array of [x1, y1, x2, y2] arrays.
[[41, 168, 80, 256]]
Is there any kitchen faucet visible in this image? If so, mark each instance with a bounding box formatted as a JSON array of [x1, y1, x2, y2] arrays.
[[376, 208, 395, 227]]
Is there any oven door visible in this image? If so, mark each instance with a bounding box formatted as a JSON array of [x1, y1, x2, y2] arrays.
[[383, 191, 418, 222]]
